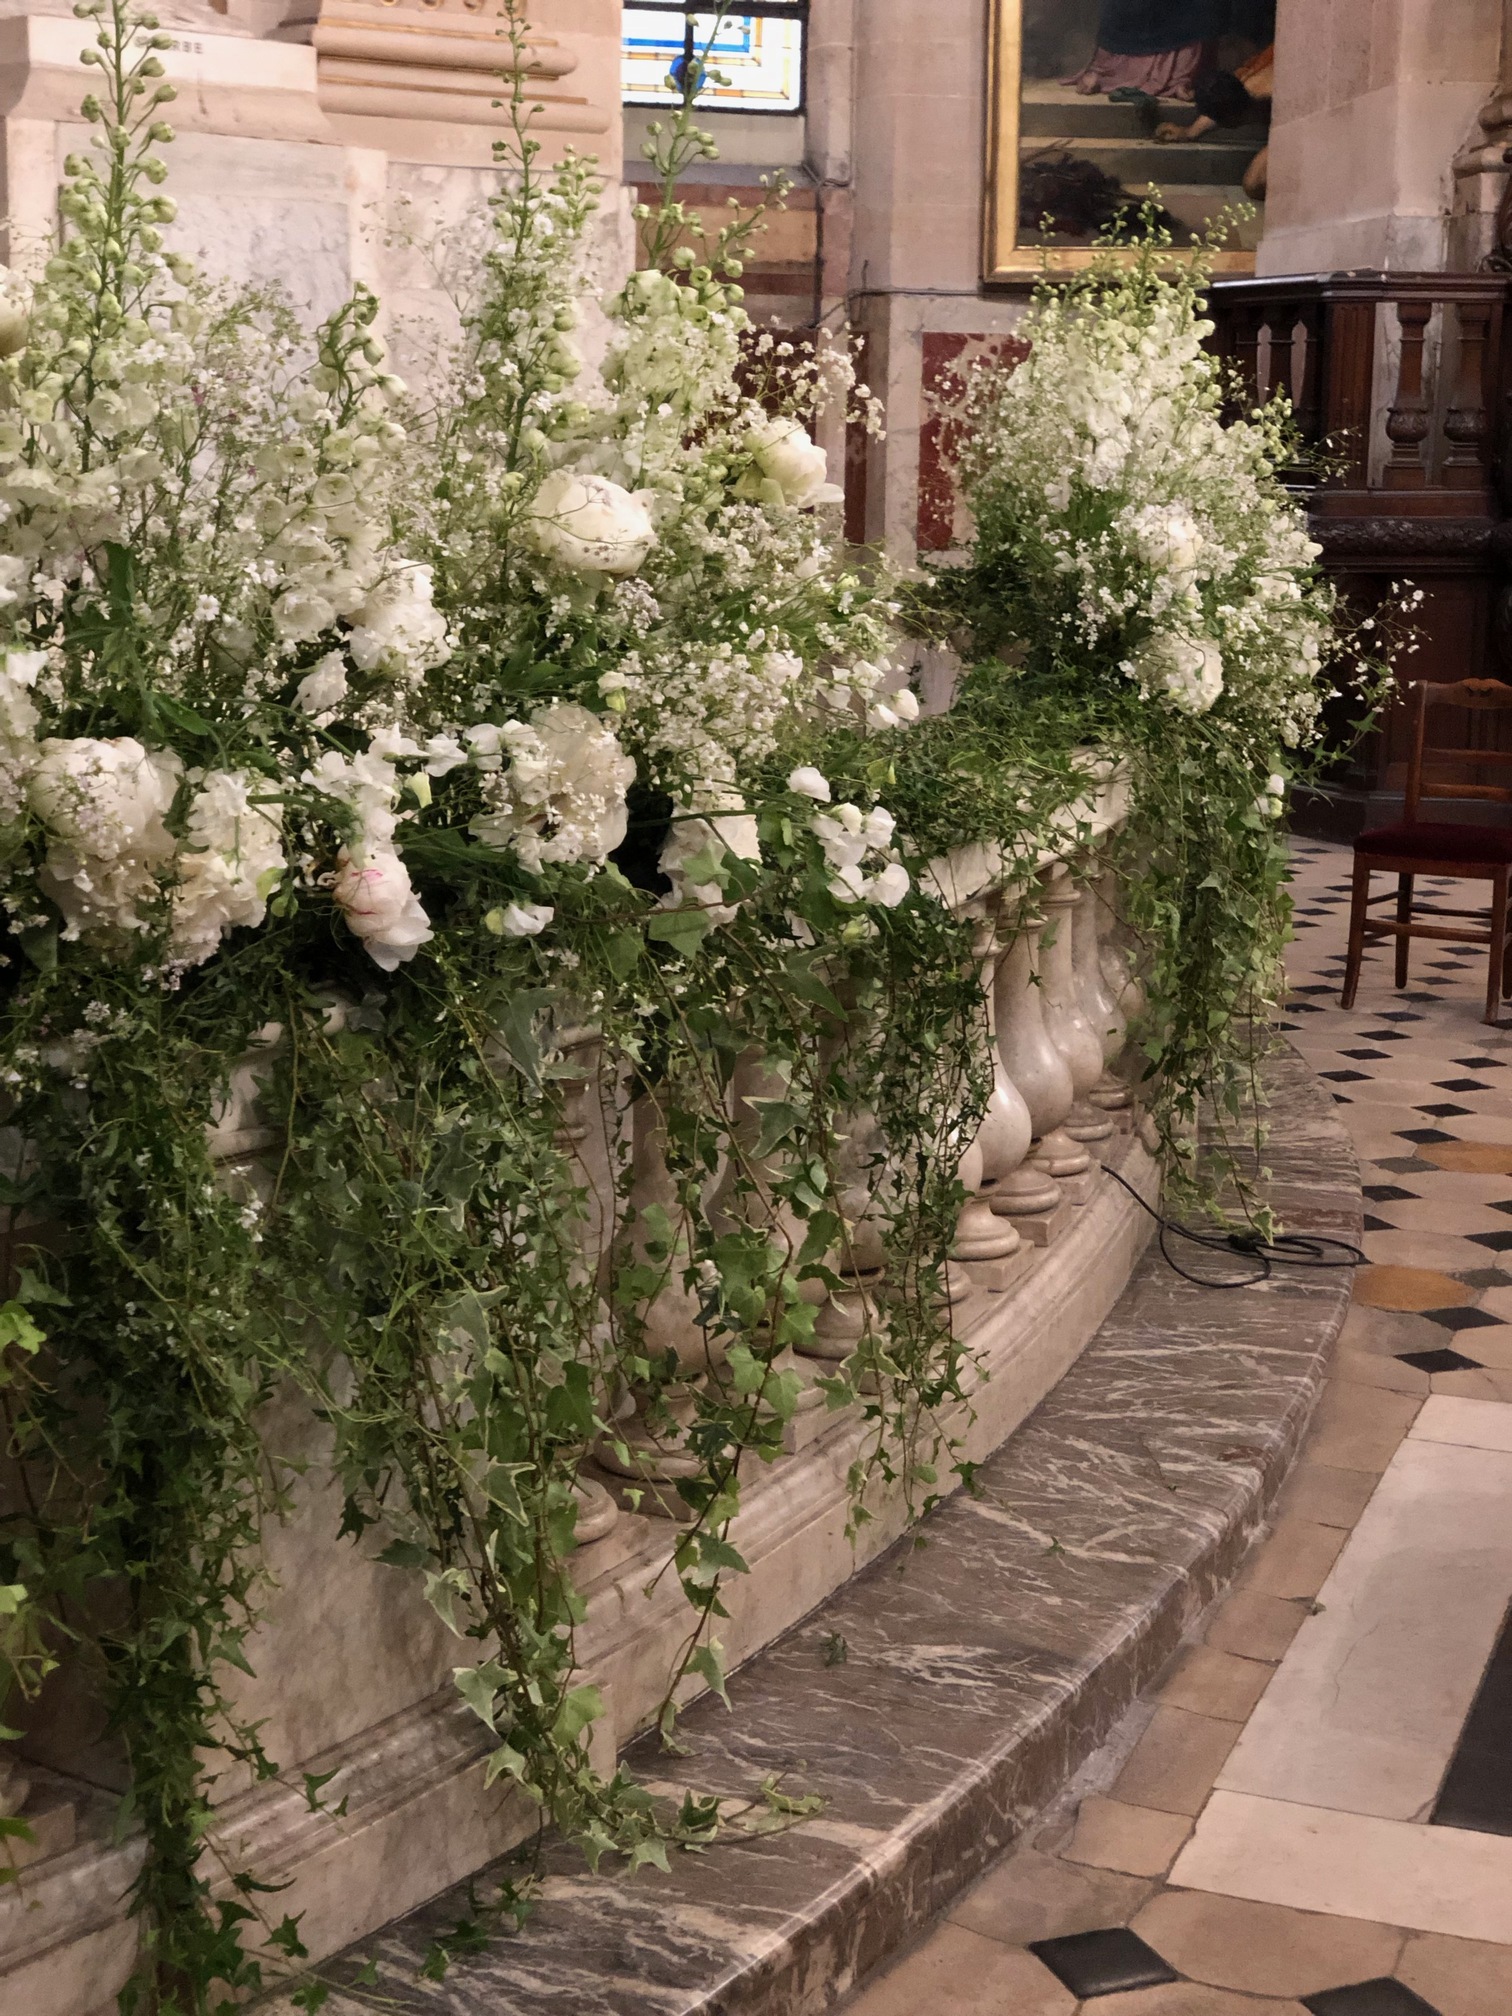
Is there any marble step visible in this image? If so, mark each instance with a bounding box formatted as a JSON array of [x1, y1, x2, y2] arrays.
[[1021, 85, 1269, 147], [270, 1050, 1357, 2016]]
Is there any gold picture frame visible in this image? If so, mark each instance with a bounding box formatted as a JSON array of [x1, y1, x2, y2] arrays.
[[983, 0, 1259, 283]]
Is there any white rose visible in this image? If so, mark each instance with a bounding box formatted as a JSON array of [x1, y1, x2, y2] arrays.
[[346, 562, 451, 680], [469, 702, 634, 870], [787, 766, 831, 802], [332, 847, 433, 972], [747, 418, 844, 509], [526, 470, 657, 577], [294, 653, 349, 719]]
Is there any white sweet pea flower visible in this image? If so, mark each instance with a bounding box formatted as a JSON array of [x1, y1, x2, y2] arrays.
[[294, 652, 348, 719], [787, 766, 831, 802], [494, 901, 554, 938], [526, 469, 657, 577], [869, 861, 911, 909], [745, 417, 845, 509], [423, 733, 469, 778], [346, 562, 451, 683], [332, 848, 433, 971]]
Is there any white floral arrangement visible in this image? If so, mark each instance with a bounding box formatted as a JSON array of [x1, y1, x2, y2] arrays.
[[0, 0, 910, 997], [957, 264, 1339, 778]]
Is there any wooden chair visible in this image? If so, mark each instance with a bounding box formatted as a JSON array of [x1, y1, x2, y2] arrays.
[[1341, 678, 1512, 1026]]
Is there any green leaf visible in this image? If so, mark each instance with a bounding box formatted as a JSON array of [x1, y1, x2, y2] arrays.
[[687, 1638, 731, 1708], [453, 1661, 506, 1731], [551, 1682, 604, 1745], [647, 907, 712, 956]]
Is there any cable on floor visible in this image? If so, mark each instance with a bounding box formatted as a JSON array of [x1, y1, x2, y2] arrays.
[[1101, 1162, 1368, 1290]]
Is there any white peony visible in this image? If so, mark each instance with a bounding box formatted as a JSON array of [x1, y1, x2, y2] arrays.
[[28, 737, 181, 937], [332, 847, 433, 971], [526, 470, 657, 577], [469, 702, 634, 873], [1132, 631, 1224, 716], [170, 770, 286, 968], [746, 418, 844, 510]]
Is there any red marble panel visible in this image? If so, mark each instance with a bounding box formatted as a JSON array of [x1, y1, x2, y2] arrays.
[[917, 331, 1030, 553]]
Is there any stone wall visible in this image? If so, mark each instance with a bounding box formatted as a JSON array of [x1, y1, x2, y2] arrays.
[[1261, 0, 1503, 274]]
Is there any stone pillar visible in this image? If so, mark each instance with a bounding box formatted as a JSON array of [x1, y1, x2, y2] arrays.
[[1261, 0, 1501, 275], [1452, 0, 1512, 265]]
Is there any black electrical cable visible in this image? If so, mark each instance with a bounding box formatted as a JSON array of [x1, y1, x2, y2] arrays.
[[1101, 1162, 1368, 1290]]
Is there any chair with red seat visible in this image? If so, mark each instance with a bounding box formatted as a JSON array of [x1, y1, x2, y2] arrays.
[[1341, 677, 1512, 1026]]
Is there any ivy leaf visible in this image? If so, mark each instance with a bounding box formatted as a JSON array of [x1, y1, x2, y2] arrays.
[[453, 1660, 507, 1731], [687, 1638, 731, 1707], [376, 1538, 429, 1572], [647, 907, 712, 956], [267, 1913, 309, 1960], [0, 1304, 45, 1360], [551, 1682, 604, 1746]]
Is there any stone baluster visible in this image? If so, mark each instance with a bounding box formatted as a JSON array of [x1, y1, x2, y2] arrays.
[[992, 901, 1087, 1239], [797, 1106, 889, 1365], [1039, 867, 1113, 1151], [949, 909, 1028, 1286], [706, 1047, 828, 1445], [549, 1025, 621, 1550], [1096, 866, 1147, 1028], [595, 1092, 714, 1513], [1071, 866, 1132, 1118]]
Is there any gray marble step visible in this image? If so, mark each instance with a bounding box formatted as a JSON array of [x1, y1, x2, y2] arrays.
[[280, 1047, 1357, 2016]]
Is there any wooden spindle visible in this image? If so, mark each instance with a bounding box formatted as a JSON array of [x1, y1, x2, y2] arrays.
[[1444, 297, 1493, 489], [1385, 297, 1433, 489]]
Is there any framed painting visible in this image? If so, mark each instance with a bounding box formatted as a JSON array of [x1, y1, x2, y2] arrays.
[[985, 0, 1275, 281]]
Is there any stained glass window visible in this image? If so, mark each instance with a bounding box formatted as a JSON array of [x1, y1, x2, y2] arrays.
[[623, 6, 807, 115]]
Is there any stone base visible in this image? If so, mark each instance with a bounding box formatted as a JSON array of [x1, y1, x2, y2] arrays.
[[287, 1047, 1356, 2016], [998, 1195, 1074, 1246]]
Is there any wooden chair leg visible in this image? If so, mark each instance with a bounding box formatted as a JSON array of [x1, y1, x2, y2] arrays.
[[1342, 855, 1371, 1010], [1489, 867, 1511, 1026], [1394, 873, 1414, 988]]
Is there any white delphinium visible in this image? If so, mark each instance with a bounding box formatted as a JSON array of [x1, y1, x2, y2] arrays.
[[468, 702, 634, 872], [0, 649, 44, 822], [169, 770, 286, 967], [27, 738, 181, 938]]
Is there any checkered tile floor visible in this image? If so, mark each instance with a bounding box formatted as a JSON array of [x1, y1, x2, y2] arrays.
[[1282, 840, 1512, 1397]]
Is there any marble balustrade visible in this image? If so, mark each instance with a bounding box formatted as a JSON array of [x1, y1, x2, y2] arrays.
[[0, 782, 1163, 2010]]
